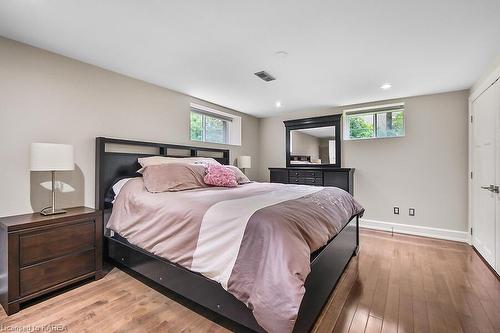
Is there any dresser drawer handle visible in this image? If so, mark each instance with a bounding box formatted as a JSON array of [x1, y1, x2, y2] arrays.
[[295, 172, 299, 176], [312, 179, 315, 183], [295, 179, 299, 183]]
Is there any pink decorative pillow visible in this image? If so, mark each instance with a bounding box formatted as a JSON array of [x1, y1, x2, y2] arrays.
[[204, 164, 238, 187]]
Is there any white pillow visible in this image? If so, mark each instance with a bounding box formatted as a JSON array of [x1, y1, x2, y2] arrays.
[[137, 156, 221, 168], [226, 165, 251, 184], [111, 178, 133, 203]]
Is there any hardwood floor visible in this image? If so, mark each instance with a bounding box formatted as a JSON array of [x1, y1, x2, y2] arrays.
[[0, 229, 498, 332]]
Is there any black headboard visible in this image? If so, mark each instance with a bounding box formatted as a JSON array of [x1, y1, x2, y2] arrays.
[[95, 137, 230, 212]]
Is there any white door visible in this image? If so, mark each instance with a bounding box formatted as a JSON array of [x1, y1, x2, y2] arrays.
[[496, 81, 500, 274], [471, 78, 500, 271]]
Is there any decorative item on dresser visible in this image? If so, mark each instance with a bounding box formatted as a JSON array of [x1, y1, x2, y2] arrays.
[[0, 207, 102, 315], [269, 167, 355, 195]]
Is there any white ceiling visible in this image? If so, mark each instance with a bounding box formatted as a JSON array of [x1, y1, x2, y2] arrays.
[[1, 0, 499, 117]]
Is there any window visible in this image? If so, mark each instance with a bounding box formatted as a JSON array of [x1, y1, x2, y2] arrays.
[[344, 103, 405, 140], [190, 104, 241, 145]]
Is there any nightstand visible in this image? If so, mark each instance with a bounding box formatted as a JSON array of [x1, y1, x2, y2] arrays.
[[0, 207, 102, 315]]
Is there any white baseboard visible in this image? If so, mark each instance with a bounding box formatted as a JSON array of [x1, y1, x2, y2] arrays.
[[360, 218, 470, 244]]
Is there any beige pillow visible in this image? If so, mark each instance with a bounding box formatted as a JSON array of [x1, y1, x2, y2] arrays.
[[226, 165, 251, 184], [138, 156, 221, 168], [142, 163, 208, 193]]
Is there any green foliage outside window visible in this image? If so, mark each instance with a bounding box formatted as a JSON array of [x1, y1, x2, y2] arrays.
[[190, 111, 227, 144], [348, 110, 404, 139], [387, 111, 404, 137], [205, 116, 225, 144], [190, 112, 203, 141], [348, 115, 374, 139]]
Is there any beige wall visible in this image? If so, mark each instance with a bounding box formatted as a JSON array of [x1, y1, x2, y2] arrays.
[[0, 37, 260, 217], [290, 131, 320, 160], [259, 90, 469, 232], [0, 36, 471, 234]]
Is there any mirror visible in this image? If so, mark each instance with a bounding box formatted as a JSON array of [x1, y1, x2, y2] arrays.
[[284, 115, 341, 167], [290, 126, 336, 165]]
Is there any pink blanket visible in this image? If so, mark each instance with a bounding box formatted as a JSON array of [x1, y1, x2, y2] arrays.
[[107, 179, 363, 332]]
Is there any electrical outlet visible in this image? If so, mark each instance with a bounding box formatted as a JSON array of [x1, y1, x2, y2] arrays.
[[409, 208, 415, 216], [393, 207, 399, 215]]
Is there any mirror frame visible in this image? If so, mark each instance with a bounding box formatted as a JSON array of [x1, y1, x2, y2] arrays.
[[284, 114, 342, 168]]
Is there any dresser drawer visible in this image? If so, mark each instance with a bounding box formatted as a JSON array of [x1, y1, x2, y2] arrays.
[[20, 221, 95, 267], [20, 249, 95, 297], [289, 177, 324, 186], [289, 170, 323, 178], [268, 168, 354, 195], [269, 169, 289, 184]]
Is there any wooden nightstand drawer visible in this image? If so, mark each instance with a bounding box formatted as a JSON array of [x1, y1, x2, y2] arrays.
[[0, 207, 102, 315], [20, 221, 95, 267], [20, 249, 95, 297]]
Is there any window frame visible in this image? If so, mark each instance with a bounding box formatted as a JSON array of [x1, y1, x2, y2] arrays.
[[191, 111, 229, 144], [189, 103, 241, 146], [343, 103, 405, 141]]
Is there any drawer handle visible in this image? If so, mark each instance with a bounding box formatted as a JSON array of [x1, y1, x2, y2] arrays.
[[295, 179, 299, 183], [312, 179, 315, 183], [295, 172, 299, 176]]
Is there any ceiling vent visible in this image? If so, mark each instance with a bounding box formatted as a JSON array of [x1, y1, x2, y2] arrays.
[[254, 71, 276, 82]]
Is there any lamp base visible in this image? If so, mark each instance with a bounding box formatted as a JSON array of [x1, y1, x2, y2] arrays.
[[40, 171, 67, 216], [40, 209, 67, 216]]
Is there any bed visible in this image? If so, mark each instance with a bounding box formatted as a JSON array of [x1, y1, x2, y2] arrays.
[[95, 137, 363, 333]]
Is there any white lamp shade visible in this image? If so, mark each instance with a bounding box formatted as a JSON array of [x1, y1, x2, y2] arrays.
[[30, 143, 74, 171], [237, 156, 251, 169]]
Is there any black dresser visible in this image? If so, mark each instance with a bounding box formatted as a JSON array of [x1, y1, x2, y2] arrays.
[[269, 167, 355, 195]]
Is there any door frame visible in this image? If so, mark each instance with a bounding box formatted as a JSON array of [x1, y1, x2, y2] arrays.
[[468, 65, 500, 246]]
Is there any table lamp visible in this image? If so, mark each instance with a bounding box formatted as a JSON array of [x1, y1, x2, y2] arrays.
[[30, 143, 74, 215], [237, 156, 251, 175]]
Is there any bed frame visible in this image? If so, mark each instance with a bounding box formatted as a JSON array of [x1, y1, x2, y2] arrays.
[[95, 137, 359, 333]]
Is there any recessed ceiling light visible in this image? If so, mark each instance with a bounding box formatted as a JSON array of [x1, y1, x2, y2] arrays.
[[274, 51, 288, 58], [275, 101, 282, 108], [380, 83, 392, 90]]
